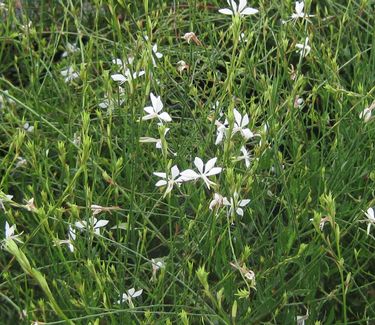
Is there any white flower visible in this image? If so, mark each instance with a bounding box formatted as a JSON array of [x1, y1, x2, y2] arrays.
[[61, 67, 79, 83], [140, 128, 170, 149], [61, 42, 79, 58], [359, 102, 374, 123], [151, 258, 165, 280], [112, 56, 134, 67], [117, 288, 143, 305], [295, 37, 311, 57], [215, 118, 229, 145], [232, 109, 254, 140], [4, 221, 23, 243], [176, 60, 189, 72], [15, 157, 27, 168], [224, 192, 250, 217], [23, 122, 34, 132], [294, 96, 304, 108], [0, 193, 13, 210], [153, 165, 181, 197], [75, 217, 109, 235], [142, 93, 172, 124], [219, 0, 259, 17], [291, 1, 314, 20], [151, 44, 163, 66], [364, 207, 375, 235], [111, 69, 145, 84], [179, 157, 222, 189], [209, 193, 227, 210], [55, 226, 76, 252], [296, 308, 309, 325], [235, 146, 251, 168], [25, 198, 36, 212], [181, 32, 202, 46]]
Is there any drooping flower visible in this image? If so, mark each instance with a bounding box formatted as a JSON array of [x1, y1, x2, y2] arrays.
[[176, 60, 189, 72], [181, 32, 202, 46], [153, 165, 181, 197], [215, 118, 229, 145], [151, 258, 165, 281], [364, 207, 375, 235], [295, 37, 311, 57], [75, 217, 109, 235], [142, 93, 172, 124], [111, 69, 145, 84], [179, 157, 222, 189], [219, 0, 259, 17], [55, 226, 76, 252], [209, 193, 228, 210]]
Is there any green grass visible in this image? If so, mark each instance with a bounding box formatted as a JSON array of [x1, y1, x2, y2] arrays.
[[1, 0, 375, 323]]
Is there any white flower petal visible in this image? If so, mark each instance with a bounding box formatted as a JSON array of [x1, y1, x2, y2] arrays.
[[158, 112, 172, 122], [218, 8, 233, 15], [241, 7, 259, 15], [194, 157, 204, 174], [155, 180, 168, 187], [205, 167, 222, 176], [205, 157, 218, 173]]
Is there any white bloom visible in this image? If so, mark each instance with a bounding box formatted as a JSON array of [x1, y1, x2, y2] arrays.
[[140, 128, 170, 149], [75, 217, 109, 235], [61, 42, 79, 58], [179, 157, 222, 189], [55, 226, 76, 252], [25, 198, 36, 212], [215, 118, 229, 145], [364, 207, 375, 235], [294, 96, 304, 108], [291, 1, 314, 20], [111, 69, 145, 84], [153, 165, 181, 197], [236, 146, 251, 168], [224, 192, 250, 217], [232, 109, 254, 140], [23, 122, 34, 132], [151, 258, 165, 280], [176, 60, 189, 72], [295, 37, 311, 57], [142, 93, 172, 124], [359, 102, 374, 122], [117, 288, 143, 304], [151, 44, 163, 66], [0, 193, 13, 210], [209, 193, 227, 210], [219, 0, 259, 17], [15, 157, 27, 168], [61, 67, 79, 83], [181, 32, 202, 46], [4, 221, 23, 243]]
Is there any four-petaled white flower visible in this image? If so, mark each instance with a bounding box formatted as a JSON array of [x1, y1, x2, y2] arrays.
[[219, 0, 259, 17], [364, 207, 375, 235], [223, 192, 250, 217], [295, 37, 311, 57], [75, 217, 109, 235], [142, 93, 172, 124], [232, 109, 254, 140], [180, 157, 222, 189], [117, 288, 143, 305], [61, 67, 79, 83], [153, 165, 181, 197], [4, 221, 23, 243], [236, 146, 251, 168]]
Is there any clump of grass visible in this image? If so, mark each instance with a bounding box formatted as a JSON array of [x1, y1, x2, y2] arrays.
[[1, 0, 374, 323]]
